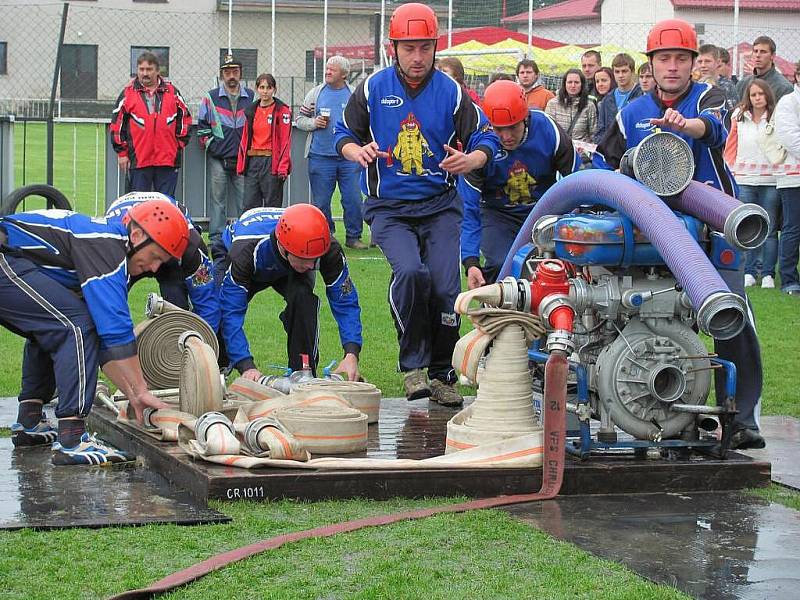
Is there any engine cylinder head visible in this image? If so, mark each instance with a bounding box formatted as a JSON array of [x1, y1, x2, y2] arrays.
[[723, 203, 770, 250], [696, 291, 746, 340]]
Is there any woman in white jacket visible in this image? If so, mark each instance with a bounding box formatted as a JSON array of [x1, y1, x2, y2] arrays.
[[724, 79, 780, 289], [775, 64, 800, 296]]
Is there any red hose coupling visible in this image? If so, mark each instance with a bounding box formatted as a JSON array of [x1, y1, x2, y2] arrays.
[[529, 259, 571, 314]]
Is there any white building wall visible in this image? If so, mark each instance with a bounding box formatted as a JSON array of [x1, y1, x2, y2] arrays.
[[510, 21, 602, 47]]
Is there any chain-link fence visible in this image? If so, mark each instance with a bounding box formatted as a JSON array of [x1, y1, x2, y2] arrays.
[[1, 0, 798, 213]]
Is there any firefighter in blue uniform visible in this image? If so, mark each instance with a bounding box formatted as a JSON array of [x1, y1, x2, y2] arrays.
[[334, 3, 500, 406], [593, 18, 765, 450], [460, 80, 580, 288], [105, 191, 219, 331], [214, 204, 362, 382], [1, 200, 190, 464]]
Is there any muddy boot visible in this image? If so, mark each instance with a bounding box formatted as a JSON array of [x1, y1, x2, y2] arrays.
[[403, 369, 431, 401], [429, 379, 464, 407]]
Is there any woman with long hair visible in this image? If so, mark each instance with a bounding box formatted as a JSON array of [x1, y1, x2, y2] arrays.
[[237, 73, 293, 210], [593, 67, 618, 143], [724, 78, 781, 288], [544, 68, 597, 143]]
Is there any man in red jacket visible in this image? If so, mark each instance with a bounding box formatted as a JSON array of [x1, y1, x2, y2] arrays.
[[110, 51, 192, 197]]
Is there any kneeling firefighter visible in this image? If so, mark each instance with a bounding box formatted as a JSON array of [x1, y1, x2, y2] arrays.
[[213, 203, 363, 382], [2, 200, 190, 465]]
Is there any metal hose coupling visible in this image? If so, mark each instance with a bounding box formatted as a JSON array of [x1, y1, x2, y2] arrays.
[[194, 411, 235, 445], [145, 292, 165, 318], [243, 417, 281, 454], [696, 291, 746, 340], [177, 330, 203, 351], [497, 276, 532, 312], [723, 203, 769, 250]]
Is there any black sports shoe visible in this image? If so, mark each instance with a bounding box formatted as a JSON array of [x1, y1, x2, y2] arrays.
[[730, 428, 766, 450], [10, 420, 58, 447]]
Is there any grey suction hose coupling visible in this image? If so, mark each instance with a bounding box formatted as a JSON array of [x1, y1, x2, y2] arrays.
[[194, 411, 235, 445], [696, 291, 746, 340], [243, 417, 279, 454], [145, 292, 165, 318], [724, 203, 770, 250]]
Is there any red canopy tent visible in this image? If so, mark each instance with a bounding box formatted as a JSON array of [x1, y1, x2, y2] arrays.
[[314, 26, 564, 61]]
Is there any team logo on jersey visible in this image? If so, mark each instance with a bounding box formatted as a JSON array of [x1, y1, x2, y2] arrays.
[[635, 118, 655, 131], [441, 312, 458, 327], [380, 95, 404, 108], [390, 113, 435, 176], [282, 114, 291, 125], [340, 276, 353, 296], [495, 149, 509, 161], [504, 160, 536, 205], [191, 262, 212, 287]]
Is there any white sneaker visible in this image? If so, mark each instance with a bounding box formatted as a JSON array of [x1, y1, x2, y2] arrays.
[[744, 274, 757, 287], [761, 275, 775, 289]]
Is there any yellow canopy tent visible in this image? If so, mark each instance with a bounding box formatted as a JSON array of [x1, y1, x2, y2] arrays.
[[589, 44, 648, 68]]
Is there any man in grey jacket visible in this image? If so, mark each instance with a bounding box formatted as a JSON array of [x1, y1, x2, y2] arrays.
[[737, 35, 793, 103], [296, 56, 367, 250]]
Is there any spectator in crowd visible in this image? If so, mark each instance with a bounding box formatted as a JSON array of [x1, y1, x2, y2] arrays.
[[593, 66, 616, 103], [737, 35, 793, 102], [460, 80, 579, 288], [110, 52, 191, 197], [516, 59, 555, 110], [4, 200, 189, 463], [438, 57, 481, 104], [197, 54, 255, 243], [638, 62, 654, 93], [596, 54, 641, 144], [581, 50, 602, 102], [717, 47, 738, 84], [545, 68, 597, 144], [774, 61, 800, 296], [215, 205, 362, 381], [723, 79, 781, 290], [489, 72, 515, 84], [594, 18, 765, 451], [335, 2, 499, 406], [237, 73, 292, 211], [696, 44, 738, 114], [296, 56, 367, 250]]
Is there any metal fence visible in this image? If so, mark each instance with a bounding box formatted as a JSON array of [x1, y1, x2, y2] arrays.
[[0, 0, 798, 216]]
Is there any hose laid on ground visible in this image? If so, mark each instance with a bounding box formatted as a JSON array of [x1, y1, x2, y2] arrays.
[[135, 294, 219, 389], [497, 170, 746, 340], [108, 350, 569, 600]]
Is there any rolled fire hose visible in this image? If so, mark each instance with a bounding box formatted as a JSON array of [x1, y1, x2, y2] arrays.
[[241, 417, 310, 461], [177, 331, 224, 416], [291, 380, 382, 423], [135, 293, 219, 389], [498, 170, 746, 340], [273, 405, 369, 454]]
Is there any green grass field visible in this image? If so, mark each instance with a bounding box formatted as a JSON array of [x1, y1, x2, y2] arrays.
[[0, 123, 798, 600]]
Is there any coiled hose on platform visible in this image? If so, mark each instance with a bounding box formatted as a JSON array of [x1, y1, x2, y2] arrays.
[[134, 293, 219, 389], [498, 170, 746, 340]]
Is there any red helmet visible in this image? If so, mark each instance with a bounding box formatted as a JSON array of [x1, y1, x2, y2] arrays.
[[389, 3, 438, 41], [482, 80, 528, 127], [646, 19, 698, 57], [275, 204, 331, 259], [123, 199, 190, 259]]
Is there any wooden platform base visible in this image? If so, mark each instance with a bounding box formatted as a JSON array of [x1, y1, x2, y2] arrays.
[[88, 398, 771, 502]]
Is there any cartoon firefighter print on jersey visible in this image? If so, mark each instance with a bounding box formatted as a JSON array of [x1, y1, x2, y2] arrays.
[[503, 160, 537, 205], [391, 113, 435, 176]]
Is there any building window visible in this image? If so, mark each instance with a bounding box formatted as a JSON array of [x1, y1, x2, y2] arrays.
[[130, 46, 169, 77], [218, 48, 258, 81], [695, 23, 706, 35], [305, 50, 322, 82], [0, 42, 7, 75], [61, 44, 98, 99]]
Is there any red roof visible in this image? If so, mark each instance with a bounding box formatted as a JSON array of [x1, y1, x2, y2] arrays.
[[672, 0, 800, 8], [503, 0, 600, 24], [314, 26, 564, 60]]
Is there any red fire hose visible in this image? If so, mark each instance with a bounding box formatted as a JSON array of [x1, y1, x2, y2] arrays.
[[109, 352, 569, 600]]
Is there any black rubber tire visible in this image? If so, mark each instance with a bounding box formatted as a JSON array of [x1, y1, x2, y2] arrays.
[[0, 184, 72, 217]]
